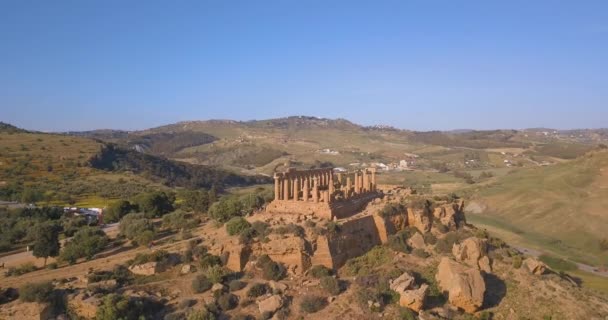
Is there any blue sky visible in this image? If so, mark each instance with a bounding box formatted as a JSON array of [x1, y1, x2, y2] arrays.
[[1, 1, 607, 131]]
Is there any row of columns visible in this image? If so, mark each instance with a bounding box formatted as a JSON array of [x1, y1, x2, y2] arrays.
[[273, 167, 377, 203], [274, 168, 334, 202]]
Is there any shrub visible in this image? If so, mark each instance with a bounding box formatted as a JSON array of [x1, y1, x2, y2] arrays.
[[344, 246, 391, 276], [600, 238, 608, 252], [398, 307, 416, 320], [46, 262, 58, 270], [387, 234, 411, 254], [512, 256, 523, 269], [192, 275, 213, 293], [19, 281, 54, 302], [247, 283, 269, 297], [209, 197, 244, 223], [434, 231, 469, 254], [205, 265, 227, 284], [199, 254, 222, 270], [6, 263, 37, 276], [225, 217, 251, 236], [326, 221, 341, 234], [251, 221, 270, 237], [423, 232, 437, 245], [216, 293, 238, 310], [119, 213, 155, 245], [299, 295, 327, 313], [320, 276, 341, 295], [187, 307, 217, 320], [378, 203, 405, 217], [262, 260, 286, 281], [228, 280, 246, 292], [310, 265, 332, 278]]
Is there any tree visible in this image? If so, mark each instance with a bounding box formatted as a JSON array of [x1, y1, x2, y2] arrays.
[[119, 213, 155, 246], [105, 200, 133, 223], [180, 190, 210, 213], [133, 191, 174, 218], [31, 222, 60, 266], [162, 210, 195, 231], [96, 294, 143, 320], [208, 197, 243, 223], [60, 226, 108, 264]]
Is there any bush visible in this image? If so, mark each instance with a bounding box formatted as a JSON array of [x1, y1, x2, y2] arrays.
[[199, 253, 222, 270], [299, 295, 327, 313], [225, 217, 251, 236], [216, 293, 238, 310], [228, 280, 246, 292], [205, 265, 227, 284], [398, 307, 416, 320], [131, 250, 171, 266], [192, 275, 213, 293], [6, 263, 37, 276], [209, 197, 244, 223], [378, 203, 405, 217], [434, 231, 468, 254], [60, 226, 109, 263], [512, 256, 523, 269], [423, 232, 437, 245], [344, 246, 391, 276], [246, 283, 269, 297], [326, 221, 341, 234], [387, 234, 411, 254], [119, 213, 155, 245], [310, 265, 332, 278], [19, 281, 54, 302], [262, 260, 286, 281], [105, 200, 133, 223], [46, 262, 58, 270], [251, 221, 270, 237], [187, 307, 217, 320], [320, 276, 341, 295]]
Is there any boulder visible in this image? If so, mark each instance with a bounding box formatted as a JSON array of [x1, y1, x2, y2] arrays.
[[268, 280, 288, 293], [257, 235, 310, 274], [128, 262, 161, 276], [225, 244, 250, 272], [258, 294, 284, 314], [180, 264, 193, 275], [523, 258, 548, 275], [389, 272, 415, 293], [407, 232, 426, 250], [478, 256, 492, 273], [211, 283, 225, 294], [434, 201, 466, 229], [452, 237, 490, 272], [436, 257, 485, 313], [399, 284, 428, 312]]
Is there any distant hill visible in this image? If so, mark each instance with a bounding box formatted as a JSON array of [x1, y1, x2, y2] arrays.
[[65, 117, 608, 176], [0, 122, 29, 134]]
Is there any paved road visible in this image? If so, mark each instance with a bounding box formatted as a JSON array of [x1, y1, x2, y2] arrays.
[[516, 246, 608, 278]]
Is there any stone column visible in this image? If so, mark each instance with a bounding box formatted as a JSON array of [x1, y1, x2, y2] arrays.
[[312, 177, 319, 203], [354, 171, 359, 194], [346, 176, 352, 196], [303, 177, 309, 201], [293, 177, 299, 201], [328, 172, 334, 195], [274, 174, 281, 200], [283, 177, 290, 201], [370, 168, 376, 191]]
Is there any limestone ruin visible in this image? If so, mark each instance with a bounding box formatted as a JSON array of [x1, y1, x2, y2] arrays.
[[266, 167, 380, 219]]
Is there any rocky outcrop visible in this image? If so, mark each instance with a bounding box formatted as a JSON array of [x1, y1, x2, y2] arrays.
[[436, 257, 486, 313], [389, 271, 428, 312], [408, 232, 426, 250], [523, 258, 548, 275], [225, 244, 250, 272], [452, 237, 491, 273], [87, 279, 117, 292], [400, 284, 428, 312], [407, 207, 432, 233], [257, 234, 310, 274], [434, 201, 466, 229], [129, 262, 162, 276], [258, 294, 284, 314]]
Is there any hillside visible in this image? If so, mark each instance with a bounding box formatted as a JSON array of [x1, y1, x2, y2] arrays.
[[0, 129, 268, 207], [69, 117, 606, 178], [468, 150, 608, 267]]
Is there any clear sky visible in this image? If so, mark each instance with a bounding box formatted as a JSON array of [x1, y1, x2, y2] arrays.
[[1, 1, 607, 132]]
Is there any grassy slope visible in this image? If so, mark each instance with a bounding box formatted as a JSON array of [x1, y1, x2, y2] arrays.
[[470, 150, 608, 266]]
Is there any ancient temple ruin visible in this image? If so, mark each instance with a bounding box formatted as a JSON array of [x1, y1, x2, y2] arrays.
[[265, 167, 380, 219]]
